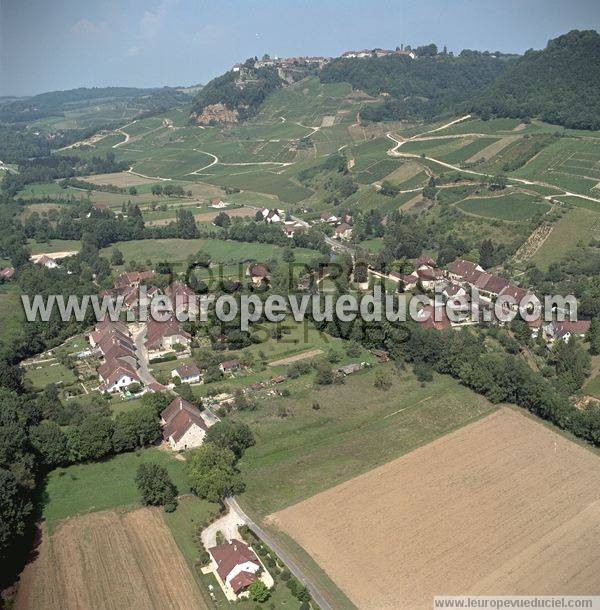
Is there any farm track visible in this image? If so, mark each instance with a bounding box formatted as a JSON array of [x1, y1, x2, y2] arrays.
[[386, 118, 600, 206]]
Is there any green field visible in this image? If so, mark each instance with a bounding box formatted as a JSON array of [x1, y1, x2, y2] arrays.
[[41, 447, 189, 532], [532, 207, 600, 267], [27, 239, 82, 255], [236, 366, 496, 515], [456, 193, 550, 221], [100, 238, 319, 270]]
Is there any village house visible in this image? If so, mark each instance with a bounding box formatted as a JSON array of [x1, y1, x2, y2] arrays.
[[261, 208, 284, 223], [219, 359, 241, 374], [116, 270, 155, 290], [161, 396, 213, 451], [171, 363, 202, 384], [166, 281, 198, 315], [145, 316, 191, 355], [208, 539, 268, 599], [89, 319, 142, 394], [99, 364, 141, 394], [211, 198, 229, 209], [416, 305, 452, 331], [334, 222, 353, 240], [35, 255, 59, 269], [415, 255, 437, 270], [0, 267, 15, 281], [416, 266, 444, 291], [389, 271, 418, 292], [446, 259, 485, 284], [544, 320, 591, 345], [246, 263, 270, 286], [282, 220, 305, 238], [320, 211, 339, 225]]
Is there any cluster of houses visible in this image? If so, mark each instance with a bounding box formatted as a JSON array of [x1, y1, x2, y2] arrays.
[[258, 207, 307, 238], [342, 46, 416, 59], [385, 256, 591, 342], [89, 319, 142, 393], [319, 211, 353, 240]]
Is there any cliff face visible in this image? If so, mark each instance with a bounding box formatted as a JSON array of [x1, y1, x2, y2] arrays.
[[192, 103, 239, 126]]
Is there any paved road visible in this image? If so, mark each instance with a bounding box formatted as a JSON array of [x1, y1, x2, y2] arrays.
[[132, 325, 157, 386], [225, 497, 333, 610]]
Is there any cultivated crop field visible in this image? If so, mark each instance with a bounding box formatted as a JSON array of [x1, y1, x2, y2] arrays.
[[271, 408, 600, 609], [514, 138, 600, 195], [456, 192, 550, 221], [531, 206, 600, 267], [15, 509, 206, 610]]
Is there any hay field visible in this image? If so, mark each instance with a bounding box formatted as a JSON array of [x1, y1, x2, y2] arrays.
[[271, 408, 600, 609], [16, 508, 206, 610], [80, 172, 157, 187]]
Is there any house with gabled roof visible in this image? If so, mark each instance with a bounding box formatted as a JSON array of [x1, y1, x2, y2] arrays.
[[246, 263, 270, 285], [208, 539, 267, 599], [446, 259, 484, 284], [161, 396, 214, 451], [334, 222, 353, 240], [35, 255, 59, 269], [0, 267, 15, 281], [145, 316, 191, 354], [171, 363, 202, 384]]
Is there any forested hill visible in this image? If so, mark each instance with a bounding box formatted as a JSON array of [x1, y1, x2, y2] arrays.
[[471, 30, 600, 130], [319, 52, 511, 122], [190, 63, 283, 124], [0, 86, 194, 124]]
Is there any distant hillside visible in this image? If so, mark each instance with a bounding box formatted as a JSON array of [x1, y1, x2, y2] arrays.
[[190, 62, 283, 124], [0, 86, 193, 125], [319, 51, 511, 122], [472, 30, 600, 130]]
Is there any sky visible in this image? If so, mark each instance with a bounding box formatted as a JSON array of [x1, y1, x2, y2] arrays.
[[1, 0, 599, 97]]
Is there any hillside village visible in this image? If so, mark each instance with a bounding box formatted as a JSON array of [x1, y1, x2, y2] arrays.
[[1, 18, 600, 610]]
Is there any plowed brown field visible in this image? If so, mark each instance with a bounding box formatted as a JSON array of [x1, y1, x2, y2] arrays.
[[271, 408, 600, 609], [15, 508, 206, 610]]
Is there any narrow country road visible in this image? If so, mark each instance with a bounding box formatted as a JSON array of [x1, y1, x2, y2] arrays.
[[225, 497, 334, 610], [132, 325, 157, 386]]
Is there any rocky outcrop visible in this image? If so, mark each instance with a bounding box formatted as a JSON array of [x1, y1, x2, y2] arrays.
[[192, 103, 238, 126]]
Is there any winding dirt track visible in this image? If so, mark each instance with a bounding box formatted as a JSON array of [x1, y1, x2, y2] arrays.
[[272, 408, 600, 610]]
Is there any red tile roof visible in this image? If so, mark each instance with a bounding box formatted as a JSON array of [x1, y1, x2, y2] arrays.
[[162, 409, 207, 443], [161, 396, 201, 424], [230, 571, 258, 594], [481, 275, 510, 296], [145, 317, 190, 350], [209, 539, 259, 583], [172, 363, 201, 380], [447, 259, 483, 283]]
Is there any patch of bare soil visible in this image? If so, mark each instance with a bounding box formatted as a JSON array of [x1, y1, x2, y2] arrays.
[[272, 408, 600, 609], [15, 508, 206, 610]]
